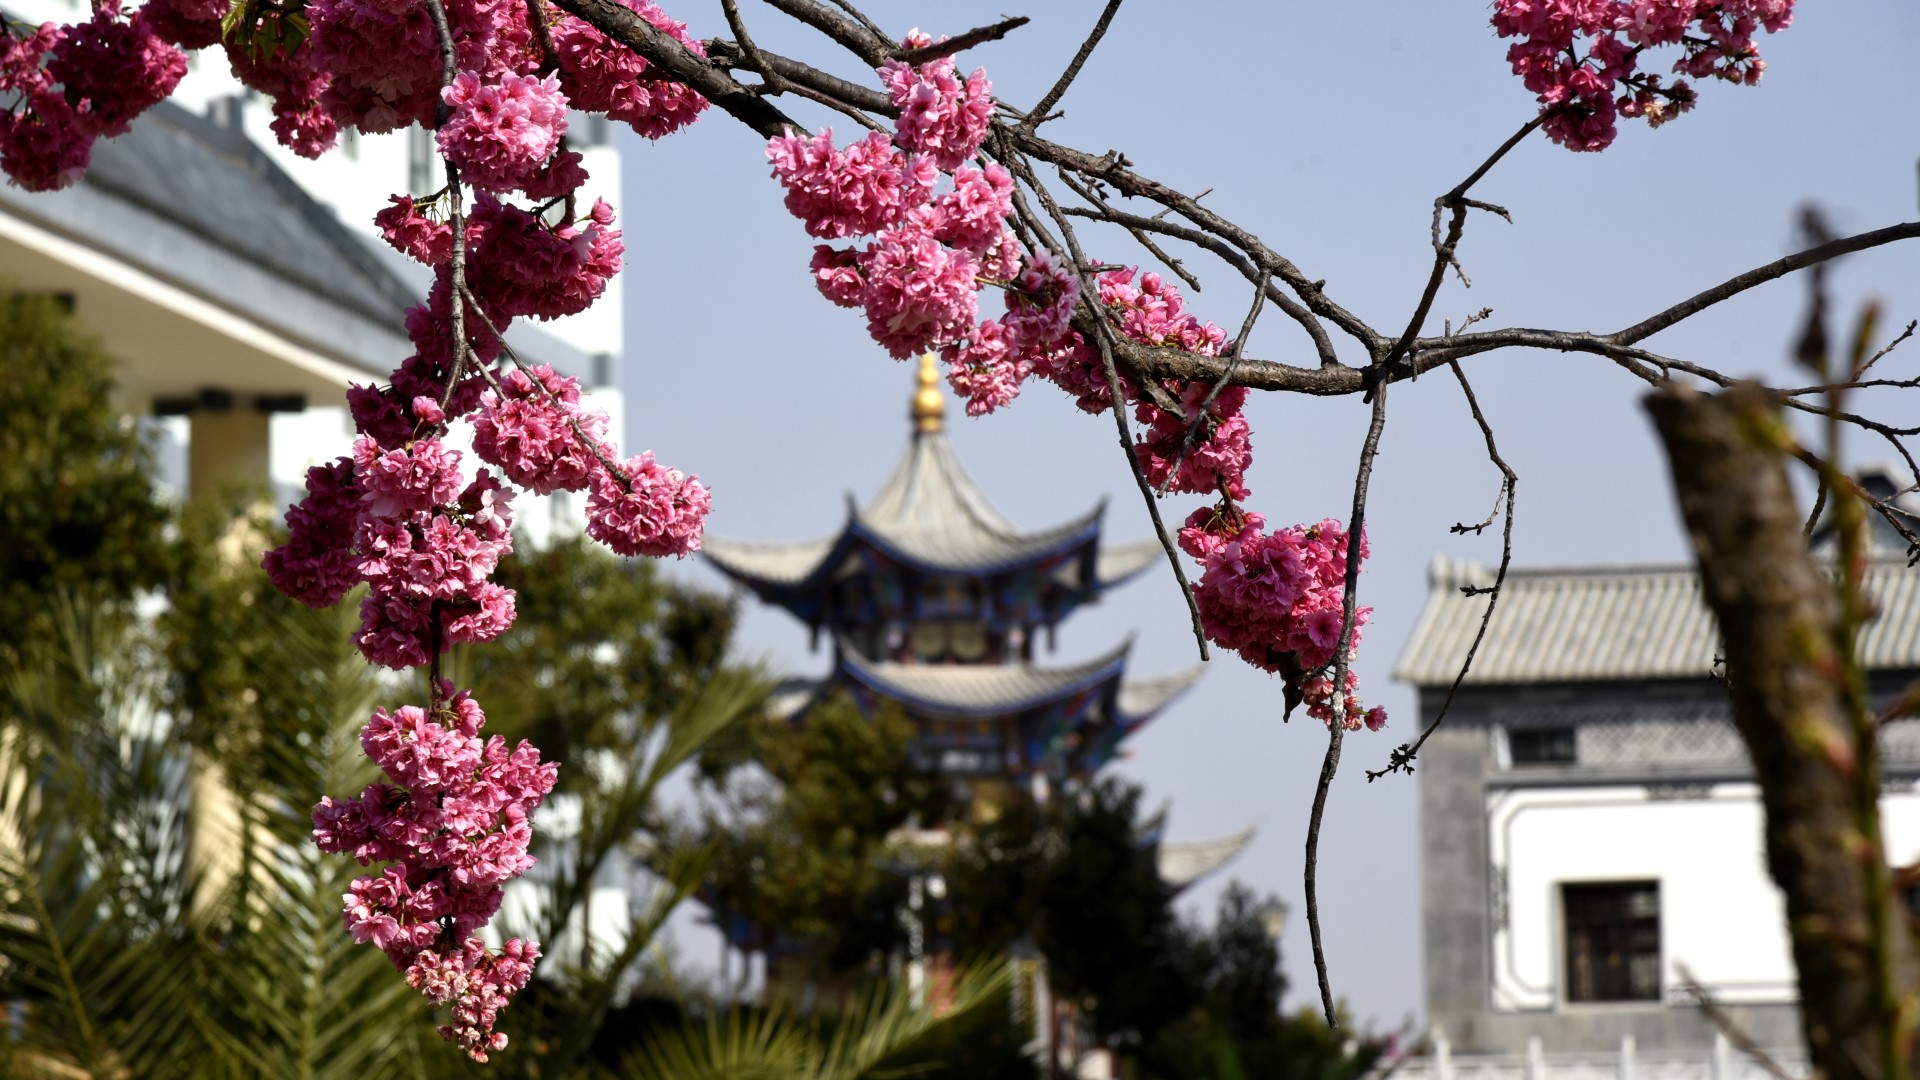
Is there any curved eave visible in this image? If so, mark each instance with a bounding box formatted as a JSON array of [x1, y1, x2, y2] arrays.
[[1158, 826, 1258, 892], [848, 503, 1106, 577], [701, 533, 844, 590], [1116, 667, 1203, 727], [836, 640, 1133, 719], [1095, 538, 1165, 590]]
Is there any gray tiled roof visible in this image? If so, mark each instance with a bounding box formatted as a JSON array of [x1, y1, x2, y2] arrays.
[[838, 640, 1131, 717], [84, 101, 420, 332], [1395, 555, 1920, 687], [704, 429, 1153, 581]]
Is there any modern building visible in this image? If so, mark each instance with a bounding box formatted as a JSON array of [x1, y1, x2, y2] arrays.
[[0, 11, 637, 959], [0, 2, 623, 540], [1389, 501, 1920, 1080]]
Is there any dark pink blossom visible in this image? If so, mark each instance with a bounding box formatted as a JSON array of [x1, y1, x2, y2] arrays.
[[314, 687, 556, 1059], [471, 363, 609, 494], [437, 70, 569, 195], [263, 457, 363, 608], [47, 3, 187, 139], [376, 194, 452, 266], [585, 452, 711, 558], [550, 0, 708, 138]]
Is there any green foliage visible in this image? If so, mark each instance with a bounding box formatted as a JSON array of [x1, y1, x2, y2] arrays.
[[618, 962, 1018, 1080], [456, 533, 740, 793], [0, 600, 200, 1079], [160, 498, 328, 772], [0, 294, 172, 668], [688, 692, 952, 974]]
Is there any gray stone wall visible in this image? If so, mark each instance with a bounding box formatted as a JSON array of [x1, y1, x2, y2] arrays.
[[1415, 680, 1821, 1056]]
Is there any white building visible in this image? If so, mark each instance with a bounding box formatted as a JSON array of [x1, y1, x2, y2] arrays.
[[1389, 505, 1920, 1080], [0, 11, 638, 956], [0, 3, 624, 544]]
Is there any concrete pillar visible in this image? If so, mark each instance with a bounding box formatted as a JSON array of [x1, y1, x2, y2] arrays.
[[1526, 1037, 1546, 1080], [1432, 1026, 1454, 1080], [1618, 1034, 1636, 1080], [184, 401, 271, 921], [1712, 1031, 1730, 1080], [187, 406, 271, 502]]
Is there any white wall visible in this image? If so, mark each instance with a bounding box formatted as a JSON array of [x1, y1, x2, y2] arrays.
[[1486, 782, 1920, 1011]]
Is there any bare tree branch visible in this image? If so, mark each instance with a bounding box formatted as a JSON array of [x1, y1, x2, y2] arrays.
[[892, 16, 1029, 64], [1368, 362, 1516, 781], [1677, 964, 1805, 1080], [1011, 153, 1210, 662], [1024, 0, 1124, 128], [552, 0, 803, 138]]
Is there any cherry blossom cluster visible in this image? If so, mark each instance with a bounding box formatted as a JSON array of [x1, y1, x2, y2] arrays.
[[311, 684, 558, 1060], [1492, 0, 1796, 151], [767, 30, 1076, 417], [763, 35, 1375, 722], [0, 4, 185, 191], [1180, 506, 1387, 731], [0, 0, 710, 1060]]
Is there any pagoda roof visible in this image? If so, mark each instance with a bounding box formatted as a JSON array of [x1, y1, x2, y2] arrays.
[[1157, 826, 1258, 892], [832, 637, 1198, 724], [837, 639, 1132, 719], [702, 427, 1160, 587]]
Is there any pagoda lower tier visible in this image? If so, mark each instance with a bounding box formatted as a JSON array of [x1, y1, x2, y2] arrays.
[[817, 637, 1200, 795]]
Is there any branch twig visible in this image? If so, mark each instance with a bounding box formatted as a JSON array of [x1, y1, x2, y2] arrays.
[[1023, 0, 1124, 129], [891, 16, 1028, 65], [1368, 362, 1516, 781]]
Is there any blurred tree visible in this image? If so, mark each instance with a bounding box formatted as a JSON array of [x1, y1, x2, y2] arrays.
[[458, 533, 740, 789], [0, 293, 172, 670], [689, 691, 953, 975]]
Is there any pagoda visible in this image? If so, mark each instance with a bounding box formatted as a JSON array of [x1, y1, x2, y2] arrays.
[[705, 355, 1210, 810]]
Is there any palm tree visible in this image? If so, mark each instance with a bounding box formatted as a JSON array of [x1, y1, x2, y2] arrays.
[[0, 590, 1019, 1079]]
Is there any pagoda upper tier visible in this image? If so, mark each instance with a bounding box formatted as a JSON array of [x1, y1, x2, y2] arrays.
[[703, 357, 1161, 664]]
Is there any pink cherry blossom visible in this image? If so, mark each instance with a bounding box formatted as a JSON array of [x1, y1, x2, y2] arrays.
[[859, 227, 980, 359], [941, 319, 1030, 416], [585, 451, 711, 558], [877, 31, 993, 172], [437, 70, 570, 195], [766, 128, 934, 240], [550, 0, 708, 138]]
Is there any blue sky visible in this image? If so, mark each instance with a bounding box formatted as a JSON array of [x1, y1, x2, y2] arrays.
[[621, 2, 1920, 1028]]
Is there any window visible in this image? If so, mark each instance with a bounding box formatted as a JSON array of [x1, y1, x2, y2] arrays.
[[1562, 881, 1661, 1003], [1508, 725, 1576, 765]]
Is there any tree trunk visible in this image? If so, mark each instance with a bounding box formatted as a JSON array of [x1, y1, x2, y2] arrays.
[[1646, 381, 1918, 1080]]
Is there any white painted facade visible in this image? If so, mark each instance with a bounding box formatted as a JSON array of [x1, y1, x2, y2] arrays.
[[3, 0, 628, 534]]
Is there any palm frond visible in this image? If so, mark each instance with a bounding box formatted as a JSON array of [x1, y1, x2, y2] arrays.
[[531, 667, 771, 949], [189, 601, 432, 1080], [616, 963, 1016, 1080], [0, 596, 203, 1078]]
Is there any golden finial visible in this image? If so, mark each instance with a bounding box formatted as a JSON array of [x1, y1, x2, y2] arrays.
[[912, 352, 944, 434]]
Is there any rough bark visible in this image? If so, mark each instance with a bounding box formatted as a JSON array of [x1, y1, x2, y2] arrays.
[[1646, 381, 1919, 1080]]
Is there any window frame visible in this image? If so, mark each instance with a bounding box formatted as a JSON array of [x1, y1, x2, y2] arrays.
[[1557, 878, 1663, 1007]]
